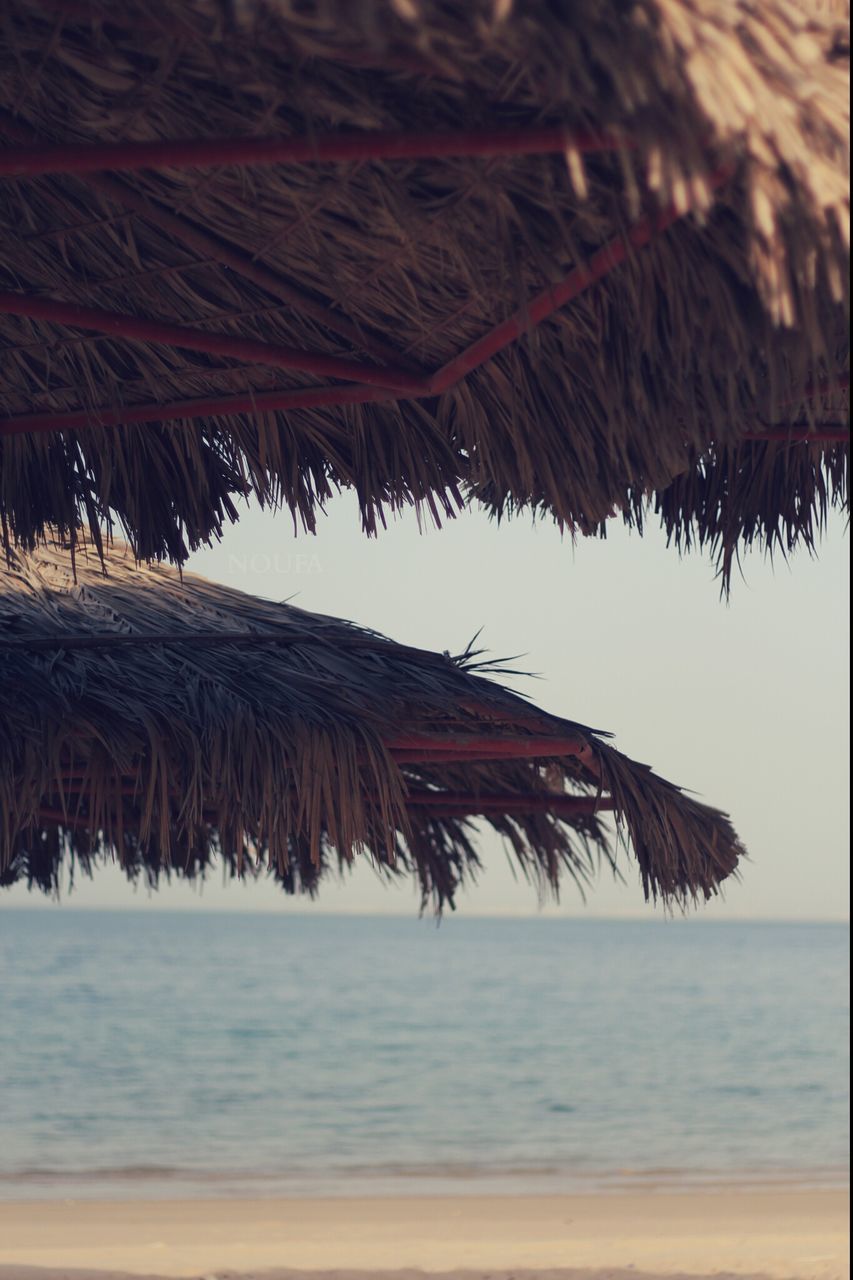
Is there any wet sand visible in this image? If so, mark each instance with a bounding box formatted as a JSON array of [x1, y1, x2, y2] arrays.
[[0, 1186, 848, 1279]]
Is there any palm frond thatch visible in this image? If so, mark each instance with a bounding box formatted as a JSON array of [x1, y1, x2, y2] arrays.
[[0, 0, 847, 586], [1, 539, 745, 911]]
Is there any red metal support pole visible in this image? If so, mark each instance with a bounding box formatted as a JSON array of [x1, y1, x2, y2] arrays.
[[9, 163, 836, 452], [0, 290, 427, 391], [83, 172, 423, 371], [428, 168, 732, 394], [43, 786, 613, 813], [0, 126, 626, 179], [405, 791, 614, 816], [0, 381, 396, 438], [36, 793, 615, 830], [386, 734, 587, 760], [0, 186, 720, 437], [1, 377, 845, 442], [47, 781, 612, 808], [0, 111, 422, 373]]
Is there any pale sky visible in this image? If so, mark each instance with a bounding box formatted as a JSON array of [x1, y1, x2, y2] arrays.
[[6, 498, 849, 921]]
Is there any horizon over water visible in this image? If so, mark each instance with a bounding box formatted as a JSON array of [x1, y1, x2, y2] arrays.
[[0, 911, 848, 1200]]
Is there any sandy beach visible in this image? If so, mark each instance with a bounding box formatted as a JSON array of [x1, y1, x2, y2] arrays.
[[0, 1187, 847, 1280]]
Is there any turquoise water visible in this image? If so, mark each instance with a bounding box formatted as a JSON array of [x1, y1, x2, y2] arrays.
[[0, 911, 848, 1199]]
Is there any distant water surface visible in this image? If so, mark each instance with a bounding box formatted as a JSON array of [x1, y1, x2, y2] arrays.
[[0, 912, 848, 1199]]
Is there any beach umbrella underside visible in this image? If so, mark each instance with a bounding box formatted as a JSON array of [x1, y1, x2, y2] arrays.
[[1, 540, 745, 911], [0, 0, 847, 587]]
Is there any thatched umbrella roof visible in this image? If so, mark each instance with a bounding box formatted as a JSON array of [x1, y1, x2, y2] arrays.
[[1, 539, 744, 910], [0, 1, 848, 587]]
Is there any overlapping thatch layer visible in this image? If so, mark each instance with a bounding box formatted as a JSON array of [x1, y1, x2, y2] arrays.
[[0, 540, 744, 910], [0, 1, 848, 585]]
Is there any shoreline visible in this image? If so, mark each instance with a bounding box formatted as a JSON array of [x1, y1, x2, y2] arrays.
[[0, 1186, 848, 1279], [0, 1167, 848, 1208]]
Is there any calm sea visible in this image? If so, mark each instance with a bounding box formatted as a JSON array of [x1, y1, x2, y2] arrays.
[[0, 911, 848, 1199]]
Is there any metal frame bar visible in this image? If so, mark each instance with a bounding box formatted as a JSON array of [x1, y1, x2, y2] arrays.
[[38, 791, 612, 818], [408, 794, 614, 817], [0, 383, 393, 437], [35, 792, 614, 830], [0, 110, 420, 371], [2, 389, 846, 447], [428, 178, 729, 393], [0, 189, 720, 436], [53, 742, 592, 785], [385, 734, 587, 760], [0, 290, 425, 391], [0, 130, 843, 449], [52, 734, 592, 773], [0, 125, 626, 178]]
